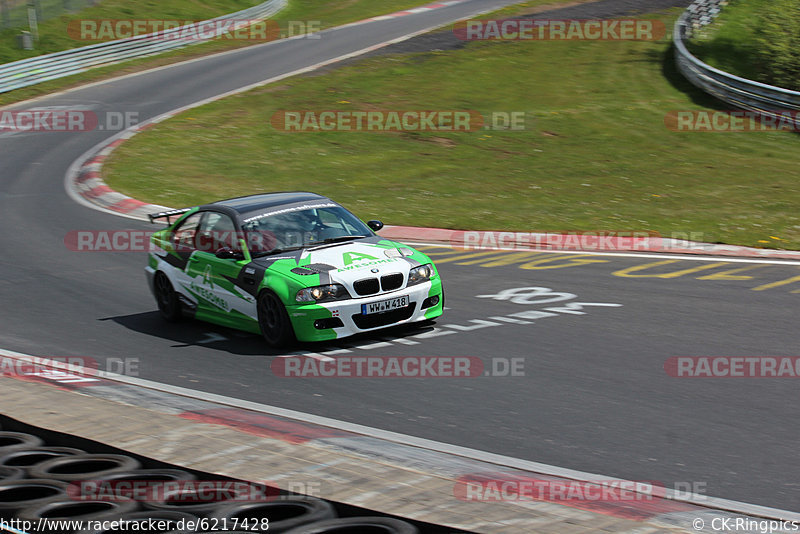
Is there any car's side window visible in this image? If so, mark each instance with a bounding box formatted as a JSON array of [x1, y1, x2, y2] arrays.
[[198, 212, 240, 252], [173, 212, 204, 251]]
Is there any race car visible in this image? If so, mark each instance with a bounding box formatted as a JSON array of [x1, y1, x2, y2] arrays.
[[145, 192, 444, 347]]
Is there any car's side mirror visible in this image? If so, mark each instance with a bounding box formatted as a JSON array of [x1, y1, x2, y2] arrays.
[[215, 247, 243, 260], [367, 220, 384, 232]]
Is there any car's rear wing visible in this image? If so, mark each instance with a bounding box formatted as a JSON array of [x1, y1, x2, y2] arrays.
[[148, 208, 191, 224]]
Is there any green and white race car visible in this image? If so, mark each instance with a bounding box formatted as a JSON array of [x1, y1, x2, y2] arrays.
[[145, 192, 444, 347]]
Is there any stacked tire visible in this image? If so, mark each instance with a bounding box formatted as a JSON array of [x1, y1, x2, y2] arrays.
[[0, 427, 424, 533]]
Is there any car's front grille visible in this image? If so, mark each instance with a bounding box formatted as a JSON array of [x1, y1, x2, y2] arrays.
[[353, 278, 380, 296], [380, 273, 404, 292], [352, 303, 416, 329]]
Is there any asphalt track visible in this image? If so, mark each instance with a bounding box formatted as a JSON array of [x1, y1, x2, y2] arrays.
[[1, 0, 798, 514]]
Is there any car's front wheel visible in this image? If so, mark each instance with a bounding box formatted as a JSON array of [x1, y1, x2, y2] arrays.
[[257, 290, 295, 348], [154, 272, 181, 322]]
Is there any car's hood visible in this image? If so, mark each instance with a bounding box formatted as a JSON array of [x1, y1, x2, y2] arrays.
[[300, 241, 419, 285], [251, 238, 432, 298]]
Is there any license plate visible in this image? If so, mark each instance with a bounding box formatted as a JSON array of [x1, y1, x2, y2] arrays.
[[362, 295, 409, 315]]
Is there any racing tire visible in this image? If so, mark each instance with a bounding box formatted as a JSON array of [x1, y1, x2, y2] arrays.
[[210, 497, 336, 533], [143, 481, 266, 515], [28, 454, 141, 482], [0, 466, 24, 483], [257, 290, 295, 348], [75, 510, 199, 534], [0, 447, 84, 476], [17, 498, 139, 533], [64, 468, 197, 501], [154, 272, 182, 322], [0, 432, 44, 453], [0, 479, 70, 519], [281, 516, 419, 534], [86, 468, 196, 483]]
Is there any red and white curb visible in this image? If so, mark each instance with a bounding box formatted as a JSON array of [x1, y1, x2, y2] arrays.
[[365, 1, 464, 22], [380, 226, 800, 260], [70, 123, 170, 220]]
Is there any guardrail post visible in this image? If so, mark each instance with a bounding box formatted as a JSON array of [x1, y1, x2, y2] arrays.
[[26, 0, 38, 42]]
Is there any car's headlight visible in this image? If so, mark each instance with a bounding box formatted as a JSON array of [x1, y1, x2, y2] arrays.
[[296, 284, 351, 303], [407, 264, 434, 286]]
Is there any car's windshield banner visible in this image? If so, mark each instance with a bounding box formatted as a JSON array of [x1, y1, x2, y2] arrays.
[[242, 202, 337, 223]]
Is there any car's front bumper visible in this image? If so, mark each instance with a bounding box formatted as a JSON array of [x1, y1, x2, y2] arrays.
[[287, 278, 443, 342]]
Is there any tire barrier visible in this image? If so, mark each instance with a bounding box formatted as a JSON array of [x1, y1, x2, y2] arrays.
[[0, 447, 84, 476], [210, 497, 337, 533], [0, 467, 24, 483], [16, 498, 139, 533], [0, 479, 69, 519], [144, 483, 269, 516], [75, 510, 199, 534], [0, 415, 463, 534], [76, 468, 197, 484], [0, 433, 44, 454], [282, 516, 420, 533], [28, 454, 140, 482]]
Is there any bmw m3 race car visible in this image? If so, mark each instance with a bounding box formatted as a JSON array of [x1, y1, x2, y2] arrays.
[[145, 192, 444, 347]]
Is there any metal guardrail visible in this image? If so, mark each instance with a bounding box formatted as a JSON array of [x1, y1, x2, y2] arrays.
[[0, 0, 286, 94], [674, 0, 800, 117]]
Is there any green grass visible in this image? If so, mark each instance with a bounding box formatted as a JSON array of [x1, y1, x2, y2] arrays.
[[687, 0, 800, 89], [0, 0, 434, 106], [0, 0, 268, 64], [685, 0, 763, 80], [103, 7, 800, 250]]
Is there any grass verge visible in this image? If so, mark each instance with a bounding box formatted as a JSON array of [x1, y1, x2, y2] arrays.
[[95, 5, 798, 250]]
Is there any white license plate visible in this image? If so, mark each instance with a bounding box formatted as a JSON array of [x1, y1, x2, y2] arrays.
[[362, 295, 409, 315]]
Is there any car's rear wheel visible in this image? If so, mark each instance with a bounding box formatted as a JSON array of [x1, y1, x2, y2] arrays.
[[154, 272, 181, 322], [258, 291, 295, 348]]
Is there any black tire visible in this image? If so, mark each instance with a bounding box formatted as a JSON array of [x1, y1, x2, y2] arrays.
[[154, 271, 182, 322], [17, 498, 139, 533], [0, 466, 24, 483], [28, 454, 141, 482], [0, 447, 84, 476], [0, 479, 69, 519], [282, 516, 419, 534], [257, 290, 295, 348], [65, 468, 197, 502], [210, 497, 336, 533], [143, 481, 266, 516], [75, 510, 198, 534], [88, 468, 196, 483], [0, 431, 44, 453]]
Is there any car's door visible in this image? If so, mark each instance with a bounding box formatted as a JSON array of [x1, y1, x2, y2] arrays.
[[184, 212, 257, 324], [165, 211, 206, 311]]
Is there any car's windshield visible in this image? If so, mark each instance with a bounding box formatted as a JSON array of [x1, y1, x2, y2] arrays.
[[242, 206, 372, 255]]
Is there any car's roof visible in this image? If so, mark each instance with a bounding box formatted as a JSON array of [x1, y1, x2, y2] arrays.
[[208, 192, 332, 215]]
